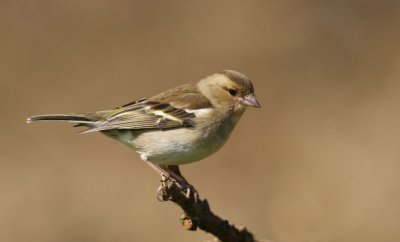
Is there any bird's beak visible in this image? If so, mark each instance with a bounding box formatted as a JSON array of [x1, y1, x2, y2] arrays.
[[243, 93, 261, 108]]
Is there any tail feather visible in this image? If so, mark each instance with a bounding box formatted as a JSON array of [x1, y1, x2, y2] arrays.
[[27, 114, 94, 124]]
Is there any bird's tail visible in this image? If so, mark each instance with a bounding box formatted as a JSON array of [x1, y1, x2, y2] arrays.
[[26, 113, 102, 129], [27, 110, 112, 133]]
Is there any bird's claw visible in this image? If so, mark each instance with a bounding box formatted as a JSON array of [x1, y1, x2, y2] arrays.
[[155, 176, 199, 203], [156, 185, 170, 202], [182, 184, 199, 203], [155, 175, 173, 202]]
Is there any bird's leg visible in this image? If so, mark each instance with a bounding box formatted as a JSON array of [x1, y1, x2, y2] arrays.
[[141, 158, 198, 202], [163, 165, 199, 203], [142, 158, 169, 178], [141, 158, 183, 201]]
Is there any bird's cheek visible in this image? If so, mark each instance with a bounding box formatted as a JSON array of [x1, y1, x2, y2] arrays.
[[234, 102, 246, 113]]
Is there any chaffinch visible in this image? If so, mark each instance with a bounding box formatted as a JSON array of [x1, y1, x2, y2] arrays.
[[27, 70, 260, 200]]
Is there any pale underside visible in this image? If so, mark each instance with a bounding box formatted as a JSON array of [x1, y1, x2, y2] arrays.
[[101, 107, 245, 165]]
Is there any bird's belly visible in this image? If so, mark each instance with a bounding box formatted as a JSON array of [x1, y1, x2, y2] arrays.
[[102, 110, 243, 166], [110, 127, 229, 165]]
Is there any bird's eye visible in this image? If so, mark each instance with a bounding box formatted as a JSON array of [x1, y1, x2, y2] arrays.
[[228, 88, 237, 96]]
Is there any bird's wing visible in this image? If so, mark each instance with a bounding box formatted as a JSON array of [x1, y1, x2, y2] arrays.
[[81, 84, 212, 133]]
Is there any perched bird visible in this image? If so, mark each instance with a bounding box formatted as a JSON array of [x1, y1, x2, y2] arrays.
[[27, 70, 260, 201]]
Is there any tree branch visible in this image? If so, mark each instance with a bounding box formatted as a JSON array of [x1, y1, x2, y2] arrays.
[[159, 177, 255, 242]]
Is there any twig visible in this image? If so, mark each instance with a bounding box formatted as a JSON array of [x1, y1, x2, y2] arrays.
[[159, 177, 255, 242]]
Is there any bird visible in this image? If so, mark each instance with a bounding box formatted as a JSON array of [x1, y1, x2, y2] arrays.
[[27, 70, 260, 201]]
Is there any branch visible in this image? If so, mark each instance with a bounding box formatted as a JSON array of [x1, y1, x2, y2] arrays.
[[159, 177, 255, 242]]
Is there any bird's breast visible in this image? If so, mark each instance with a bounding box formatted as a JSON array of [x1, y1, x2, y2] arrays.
[[107, 108, 244, 165]]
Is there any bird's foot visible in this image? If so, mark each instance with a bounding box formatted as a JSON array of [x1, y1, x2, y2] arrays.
[[156, 175, 180, 202], [156, 175, 199, 203], [156, 184, 169, 202], [181, 183, 199, 203]]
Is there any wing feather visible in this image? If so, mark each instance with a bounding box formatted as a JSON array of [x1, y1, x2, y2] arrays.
[[82, 83, 212, 133]]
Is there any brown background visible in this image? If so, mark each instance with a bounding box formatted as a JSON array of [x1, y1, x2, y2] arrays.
[[1, 1, 400, 242]]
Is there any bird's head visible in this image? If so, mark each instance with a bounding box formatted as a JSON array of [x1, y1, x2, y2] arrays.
[[198, 70, 260, 112]]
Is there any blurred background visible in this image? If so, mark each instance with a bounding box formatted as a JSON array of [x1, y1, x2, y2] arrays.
[[1, 1, 400, 241]]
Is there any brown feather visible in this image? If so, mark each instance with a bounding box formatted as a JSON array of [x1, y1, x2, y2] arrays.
[[149, 84, 213, 110], [81, 84, 211, 133]]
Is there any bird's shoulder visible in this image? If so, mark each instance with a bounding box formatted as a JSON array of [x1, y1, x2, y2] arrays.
[[148, 83, 213, 110]]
